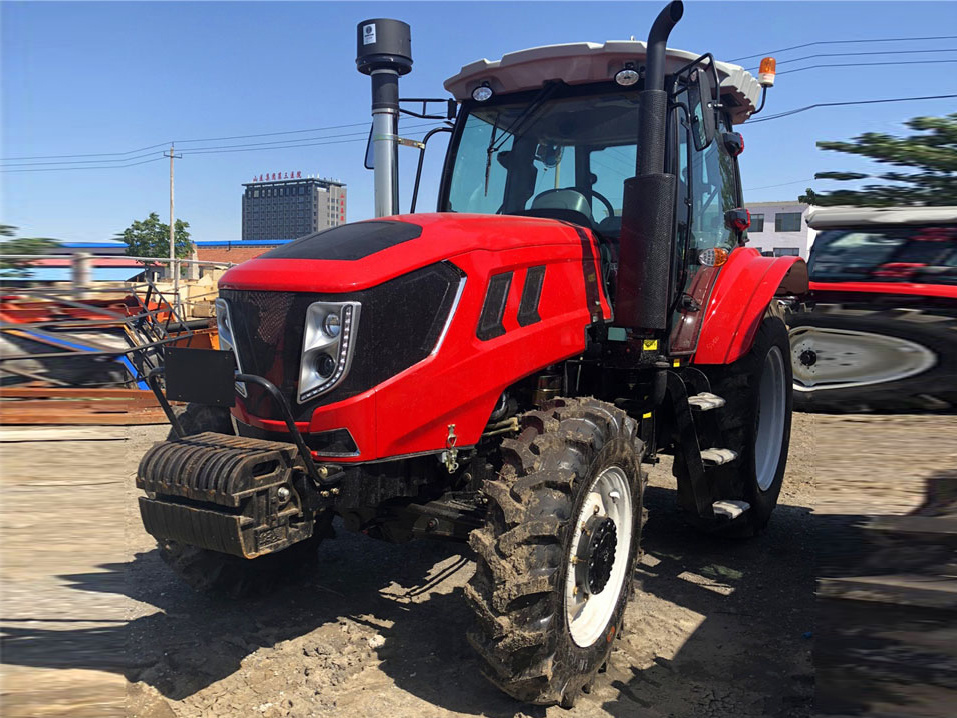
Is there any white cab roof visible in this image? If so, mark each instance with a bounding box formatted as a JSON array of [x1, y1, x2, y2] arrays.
[[806, 206, 957, 229], [444, 41, 762, 125]]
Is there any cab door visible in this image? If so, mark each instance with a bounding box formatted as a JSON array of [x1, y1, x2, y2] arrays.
[[670, 102, 741, 354]]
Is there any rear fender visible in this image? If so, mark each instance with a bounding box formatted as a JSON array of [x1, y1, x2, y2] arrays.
[[693, 248, 807, 365]]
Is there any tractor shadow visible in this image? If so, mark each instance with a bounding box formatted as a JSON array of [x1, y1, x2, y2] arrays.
[[600, 484, 817, 717], [0, 523, 535, 716]]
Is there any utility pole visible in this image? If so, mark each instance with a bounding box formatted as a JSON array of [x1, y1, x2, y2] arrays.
[[164, 143, 183, 315]]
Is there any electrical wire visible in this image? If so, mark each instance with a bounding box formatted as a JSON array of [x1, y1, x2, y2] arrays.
[[2, 122, 444, 169], [1, 155, 168, 173], [746, 93, 957, 124], [0, 141, 172, 162], [0, 120, 376, 163], [744, 178, 816, 192], [777, 58, 957, 76], [745, 47, 957, 72], [730, 35, 957, 63], [0, 127, 445, 173]]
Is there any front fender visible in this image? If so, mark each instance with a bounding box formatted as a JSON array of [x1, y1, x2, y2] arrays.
[[693, 248, 808, 365]]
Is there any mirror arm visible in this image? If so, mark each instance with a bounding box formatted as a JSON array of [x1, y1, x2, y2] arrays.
[[410, 126, 453, 213]]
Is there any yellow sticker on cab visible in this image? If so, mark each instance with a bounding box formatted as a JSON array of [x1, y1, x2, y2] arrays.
[[642, 339, 658, 351]]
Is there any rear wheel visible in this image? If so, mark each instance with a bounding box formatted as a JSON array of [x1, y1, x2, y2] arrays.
[[466, 398, 644, 706], [789, 306, 957, 412], [686, 311, 792, 536]]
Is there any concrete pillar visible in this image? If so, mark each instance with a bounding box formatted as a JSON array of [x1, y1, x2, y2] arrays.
[[188, 247, 200, 280], [71, 252, 92, 299]]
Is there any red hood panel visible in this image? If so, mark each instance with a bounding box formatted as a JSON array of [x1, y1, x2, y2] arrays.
[[220, 213, 585, 293]]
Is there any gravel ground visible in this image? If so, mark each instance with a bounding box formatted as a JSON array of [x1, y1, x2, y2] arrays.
[[1, 411, 953, 717]]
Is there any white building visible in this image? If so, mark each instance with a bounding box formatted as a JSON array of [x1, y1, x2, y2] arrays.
[[744, 201, 816, 259]]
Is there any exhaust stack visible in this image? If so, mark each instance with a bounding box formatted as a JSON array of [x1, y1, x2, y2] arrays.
[[356, 19, 412, 217], [615, 0, 683, 330]]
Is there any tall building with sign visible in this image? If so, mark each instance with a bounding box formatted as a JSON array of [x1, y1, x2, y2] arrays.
[[241, 173, 347, 241]]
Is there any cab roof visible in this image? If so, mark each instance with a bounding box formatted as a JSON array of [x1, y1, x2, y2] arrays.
[[806, 206, 957, 229], [444, 40, 762, 125]]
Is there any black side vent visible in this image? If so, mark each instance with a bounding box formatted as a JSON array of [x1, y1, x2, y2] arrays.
[[476, 272, 513, 341], [517, 266, 546, 327]]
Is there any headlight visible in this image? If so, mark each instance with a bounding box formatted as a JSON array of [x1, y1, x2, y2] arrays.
[[298, 301, 361, 403], [214, 298, 246, 397], [323, 313, 341, 338]]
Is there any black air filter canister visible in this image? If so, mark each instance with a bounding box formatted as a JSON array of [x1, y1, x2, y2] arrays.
[[356, 19, 412, 76]]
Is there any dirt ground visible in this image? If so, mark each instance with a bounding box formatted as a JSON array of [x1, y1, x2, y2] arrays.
[[2, 412, 955, 717]]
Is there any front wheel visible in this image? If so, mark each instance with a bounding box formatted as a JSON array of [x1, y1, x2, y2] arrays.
[[466, 398, 645, 707]]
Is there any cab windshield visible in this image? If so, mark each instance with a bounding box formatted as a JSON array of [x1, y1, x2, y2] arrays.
[[809, 226, 957, 284], [441, 87, 641, 235]]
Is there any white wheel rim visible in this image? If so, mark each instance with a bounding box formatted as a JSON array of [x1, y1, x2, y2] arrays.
[[790, 326, 936, 392], [564, 465, 633, 648], [754, 346, 787, 492]]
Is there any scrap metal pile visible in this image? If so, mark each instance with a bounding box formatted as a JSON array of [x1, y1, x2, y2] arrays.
[[0, 283, 217, 424]]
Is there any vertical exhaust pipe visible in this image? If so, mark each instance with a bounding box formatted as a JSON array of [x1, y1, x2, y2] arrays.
[[615, 1, 683, 330], [356, 19, 412, 217]]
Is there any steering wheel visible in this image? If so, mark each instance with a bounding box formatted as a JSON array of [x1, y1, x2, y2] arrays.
[[590, 189, 616, 221]]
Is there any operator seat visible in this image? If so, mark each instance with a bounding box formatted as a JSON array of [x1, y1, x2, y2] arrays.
[[520, 188, 594, 229]]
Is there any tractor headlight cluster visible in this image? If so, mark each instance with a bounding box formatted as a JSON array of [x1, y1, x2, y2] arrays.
[[298, 301, 361, 403], [214, 298, 247, 397]]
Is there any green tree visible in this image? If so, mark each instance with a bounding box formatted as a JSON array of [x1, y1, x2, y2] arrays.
[[0, 225, 61, 277], [118, 212, 193, 266], [799, 113, 957, 207]]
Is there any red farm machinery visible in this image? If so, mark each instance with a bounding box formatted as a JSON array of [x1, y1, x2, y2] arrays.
[[137, 1, 807, 705]]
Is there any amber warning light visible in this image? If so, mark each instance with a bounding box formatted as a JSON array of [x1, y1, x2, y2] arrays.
[[758, 57, 776, 87]]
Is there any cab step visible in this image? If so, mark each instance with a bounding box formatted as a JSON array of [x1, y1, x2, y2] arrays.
[[701, 448, 737, 466], [688, 392, 725, 411], [712, 499, 750, 519]]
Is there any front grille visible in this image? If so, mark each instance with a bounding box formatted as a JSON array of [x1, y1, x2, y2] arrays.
[[221, 261, 462, 422]]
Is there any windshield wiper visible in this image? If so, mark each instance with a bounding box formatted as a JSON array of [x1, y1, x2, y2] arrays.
[[482, 81, 562, 197]]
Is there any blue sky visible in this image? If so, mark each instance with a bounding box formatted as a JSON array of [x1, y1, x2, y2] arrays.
[[2, 1, 956, 242]]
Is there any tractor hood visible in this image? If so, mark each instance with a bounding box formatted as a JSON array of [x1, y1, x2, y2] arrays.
[[220, 213, 588, 293]]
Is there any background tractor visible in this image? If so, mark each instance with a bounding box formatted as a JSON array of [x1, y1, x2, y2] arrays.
[[137, 1, 807, 705], [789, 205, 957, 412]]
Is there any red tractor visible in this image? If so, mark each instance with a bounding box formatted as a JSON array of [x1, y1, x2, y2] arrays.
[[138, 2, 806, 705]]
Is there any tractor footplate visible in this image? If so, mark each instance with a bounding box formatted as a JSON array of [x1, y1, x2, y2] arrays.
[[137, 432, 314, 558]]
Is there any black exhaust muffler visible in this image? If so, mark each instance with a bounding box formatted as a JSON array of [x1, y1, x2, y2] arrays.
[[615, 0, 683, 330]]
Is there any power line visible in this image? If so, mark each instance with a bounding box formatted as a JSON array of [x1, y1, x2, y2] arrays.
[[1, 155, 168, 173], [0, 141, 172, 162], [0, 127, 445, 173], [2, 122, 443, 169], [745, 47, 957, 72], [744, 178, 815, 192], [174, 121, 371, 144], [777, 58, 957, 76], [746, 93, 957, 124], [730, 35, 957, 63], [0, 120, 375, 163]]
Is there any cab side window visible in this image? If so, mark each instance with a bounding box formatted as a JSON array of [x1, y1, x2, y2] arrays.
[[688, 129, 737, 253]]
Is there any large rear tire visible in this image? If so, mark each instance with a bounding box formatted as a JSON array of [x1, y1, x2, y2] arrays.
[[684, 311, 792, 536], [789, 306, 957, 413], [466, 398, 645, 706]]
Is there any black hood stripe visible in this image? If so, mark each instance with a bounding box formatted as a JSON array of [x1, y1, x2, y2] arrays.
[[263, 220, 423, 261]]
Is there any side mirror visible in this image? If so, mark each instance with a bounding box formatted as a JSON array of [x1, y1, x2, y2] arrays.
[[687, 68, 717, 151]]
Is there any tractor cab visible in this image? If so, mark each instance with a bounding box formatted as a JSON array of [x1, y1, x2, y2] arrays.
[[439, 42, 763, 330]]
